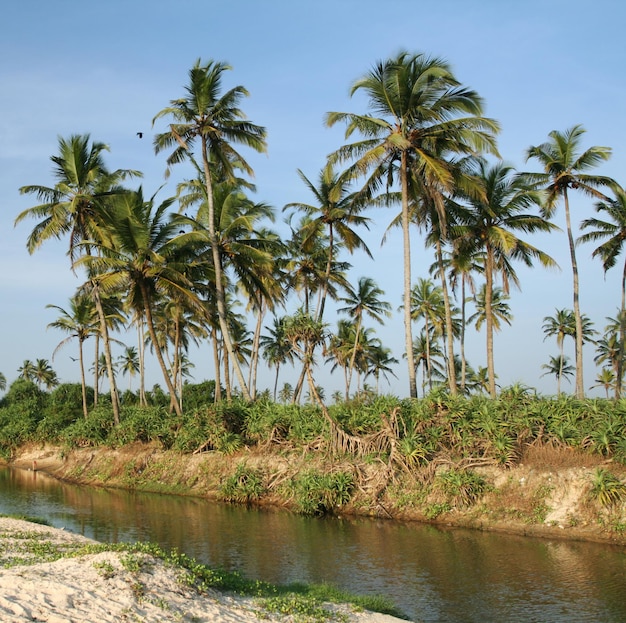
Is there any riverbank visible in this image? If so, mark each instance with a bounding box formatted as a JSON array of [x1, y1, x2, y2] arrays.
[[0, 517, 407, 622], [6, 441, 626, 546]]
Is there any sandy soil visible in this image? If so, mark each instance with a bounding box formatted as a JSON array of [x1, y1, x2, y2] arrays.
[[0, 518, 408, 623]]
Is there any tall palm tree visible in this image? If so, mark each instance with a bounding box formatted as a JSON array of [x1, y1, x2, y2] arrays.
[[459, 159, 556, 396], [580, 187, 626, 396], [284, 161, 372, 322], [337, 276, 391, 397], [525, 125, 615, 398], [153, 58, 267, 402], [176, 177, 279, 398], [326, 50, 499, 397], [47, 293, 99, 417], [16, 133, 139, 423], [436, 243, 482, 391]]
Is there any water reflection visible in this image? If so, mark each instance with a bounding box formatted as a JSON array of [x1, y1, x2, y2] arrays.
[[1, 467, 625, 622]]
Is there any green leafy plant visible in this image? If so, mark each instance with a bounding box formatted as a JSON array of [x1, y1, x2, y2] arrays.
[[218, 463, 266, 504], [589, 468, 626, 508]]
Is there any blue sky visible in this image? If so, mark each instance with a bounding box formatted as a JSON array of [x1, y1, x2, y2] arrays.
[[1, 0, 624, 397]]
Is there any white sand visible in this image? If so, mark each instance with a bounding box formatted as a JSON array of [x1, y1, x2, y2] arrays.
[[0, 518, 408, 622]]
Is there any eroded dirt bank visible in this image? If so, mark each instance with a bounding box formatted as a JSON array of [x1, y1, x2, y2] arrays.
[[5, 442, 626, 546]]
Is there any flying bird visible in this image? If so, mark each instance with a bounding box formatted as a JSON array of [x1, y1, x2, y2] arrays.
[[136, 132, 143, 138]]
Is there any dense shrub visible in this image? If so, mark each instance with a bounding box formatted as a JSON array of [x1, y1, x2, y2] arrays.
[[288, 470, 354, 515], [218, 463, 266, 503]]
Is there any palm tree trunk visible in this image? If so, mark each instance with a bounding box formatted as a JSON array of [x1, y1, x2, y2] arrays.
[[201, 140, 251, 401], [485, 248, 497, 397], [316, 224, 334, 323], [248, 301, 266, 400], [346, 316, 362, 397], [137, 318, 147, 407], [436, 240, 458, 395], [400, 155, 418, 398], [618, 260, 626, 398], [92, 281, 120, 424], [93, 333, 99, 407], [460, 277, 467, 392], [141, 283, 182, 415], [563, 191, 585, 398], [78, 339, 88, 419], [211, 328, 222, 402]]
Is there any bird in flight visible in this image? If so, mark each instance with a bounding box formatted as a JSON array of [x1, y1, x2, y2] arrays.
[[137, 132, 143, 138]]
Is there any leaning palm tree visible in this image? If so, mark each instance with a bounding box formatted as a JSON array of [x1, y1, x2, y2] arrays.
[[284, 160, 372, 322], [153, 58, 267, 402], [459, 159, 557, 396], [47, 293, 99, 417], [525, 125, 615, 398], [326, 50, 499, 397], [579, 187, 626, 396], [16, 133, 139, 423], [337, 276, 391, 397], [77, 187, 202, 416]]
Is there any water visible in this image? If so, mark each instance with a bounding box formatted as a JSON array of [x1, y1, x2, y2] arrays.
[[1, 466, 625, 622]]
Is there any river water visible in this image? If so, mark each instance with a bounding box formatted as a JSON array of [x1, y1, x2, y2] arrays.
[[0, 466, 625, 622]]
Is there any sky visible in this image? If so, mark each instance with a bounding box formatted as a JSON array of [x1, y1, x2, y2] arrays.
[[1, 0, 625, 398]]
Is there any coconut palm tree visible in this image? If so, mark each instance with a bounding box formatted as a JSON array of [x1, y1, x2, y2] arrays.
[[337, 276, 391, 397], [118, 346, 140, 391], [364, 343, 398, 394], [33, 359, 59, 391], [77, 187, 202, 416], [326, 50, 499, 397], [17, 360, 36, 383], [283, 310, 327, 404], [0, 372, 6, 392], [153, 58, 267, 402], [16, 133, 139, 423], [594, 330, 624, 398], [590, 368, 616, 399], [284, 161, 372, 322], [410, 277, 446, 391], [525, 125, 615, 398], [459, 159, 556, 396], [542, 308, 576, 385], [580, 187, 626, 396], [541, 354, 574, 396], [47, 293, 99, 417], [436, 243, 482, 391], [260, 316, 294, 401]]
